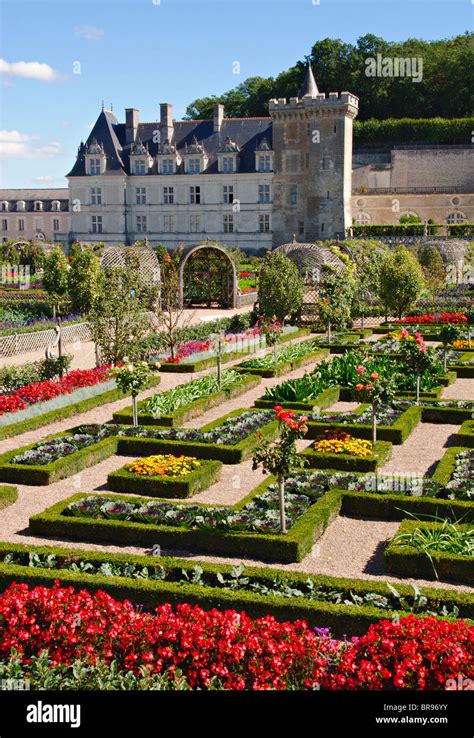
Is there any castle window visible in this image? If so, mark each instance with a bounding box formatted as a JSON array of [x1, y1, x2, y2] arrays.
[[290, 185, 298, 206], [190, 186, 201, 204], [34, 201, 43, 211], [51, 200, 61, 211], [1, 219, 7, 231], [89, 158, 102, 175], [163, 187, 174, 205], [259, 184, 271, 204], [0, 202, 8, 212], [16, 200, 25, 211], [223, 214, 234, 233], [447, 211, 465, 224], [91, 215, 103, 234], [222, 157, 234, 173], [136, 187, 146, 205], [298, 221, 304, 236], [355, 212, 370, 225], [136, 215, 147, 233], [91, 187, 102, 205], [190, 214, 201, 233], [163, 215, 175, 233], [188, 158, 201, 174], [134, 159, 147, 175], [18, 219, 25, 231], [53, 219, 60, 232], [223, 185, 234, 204], [321, 223, 325, 233], [162, 159, 174, 174], [257, 155, 272, 172], [259, 214, 270, 233]]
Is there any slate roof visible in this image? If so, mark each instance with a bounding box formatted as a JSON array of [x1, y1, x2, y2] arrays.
[[67, 110, 273, 176], [0, 188, 69, 211]]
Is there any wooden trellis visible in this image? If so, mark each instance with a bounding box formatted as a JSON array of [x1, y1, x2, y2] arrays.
[[274, 240, 347, 308], [178, 243, 237, 309], [99, 245, 161, 287]]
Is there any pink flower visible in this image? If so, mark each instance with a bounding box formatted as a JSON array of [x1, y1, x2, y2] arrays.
[[355, 383, 364, 391], [419, 346, 426, 353], [401, 329, 409, 338], [370, 372, 379, 380], [356, 365, 366, 376], [365, 384, 373, 391]]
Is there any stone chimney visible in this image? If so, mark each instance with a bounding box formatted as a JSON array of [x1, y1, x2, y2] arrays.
[[125, 108, 139, 144], [160, 103, 174, 144], [213, 103, 224, 133]]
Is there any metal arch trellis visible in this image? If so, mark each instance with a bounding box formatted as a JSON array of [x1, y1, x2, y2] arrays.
[[99, 245, 161, 287], [178, 243, 238, 309]]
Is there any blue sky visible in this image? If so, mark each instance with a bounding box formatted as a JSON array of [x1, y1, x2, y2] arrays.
[[0, 0, 471, 188]]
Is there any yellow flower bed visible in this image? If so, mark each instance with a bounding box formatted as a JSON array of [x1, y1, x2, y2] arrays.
[[313, 431, 373, 457], [450, 340, 471, 350], [126, 454, 201, 478]]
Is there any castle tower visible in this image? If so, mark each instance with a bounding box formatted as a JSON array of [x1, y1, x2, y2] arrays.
[[269, 64, 358, 244]]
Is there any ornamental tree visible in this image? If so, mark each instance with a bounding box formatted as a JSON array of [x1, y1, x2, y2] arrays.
[[258, 316, 283, 364], [67, 249, 103, 315], [258, 252, 303, 324], [398, 329, 438, 403], [352, 362, 396, 443], [89, 266, 149, 364], [155, 253, 186, 361], [316, 265, 355, 342], [111, 359, 152, 426], [379, 247, 425, 320], [252, 406, 308, 533], [42, 246, 69, 317], [439, 324, 461, 372]]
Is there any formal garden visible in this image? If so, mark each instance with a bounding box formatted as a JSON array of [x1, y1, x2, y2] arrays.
[[0, 236, 473, 692]]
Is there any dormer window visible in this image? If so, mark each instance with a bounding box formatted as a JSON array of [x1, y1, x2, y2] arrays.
[[0, 201, 8, 212], [16, 200, 25, 211], [34, 201, 43, 212], [85, 138, 106, 176], [157, 139, 180, 175], [217, 137, 239, 174], [51, 200, 61, 211], [255, 137, 273, 172], [134, 159, 147, 175], [129, 140, 152, 176], [162, 159, 175, 174], [183, 137, 207, 174]]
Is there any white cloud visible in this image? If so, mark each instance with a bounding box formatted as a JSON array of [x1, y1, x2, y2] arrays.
[[32, 175, 55, 183], [74, 25, 104, 41], [0, 59, 60, 81], [0, 134, 61, 159]]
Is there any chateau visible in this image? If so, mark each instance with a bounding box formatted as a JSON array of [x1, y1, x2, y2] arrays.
[[1, 66, 473, 247]]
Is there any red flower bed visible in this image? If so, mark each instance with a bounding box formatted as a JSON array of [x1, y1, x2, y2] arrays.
[[0, 584, 472, 690], [397, 312, 467, 325], [327, 615, 474, 690], [0, 366, 113, 416]]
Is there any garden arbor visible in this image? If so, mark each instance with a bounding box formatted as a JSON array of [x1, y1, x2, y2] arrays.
[[178, 243, 238, 308], [99, 244, 161, 289]]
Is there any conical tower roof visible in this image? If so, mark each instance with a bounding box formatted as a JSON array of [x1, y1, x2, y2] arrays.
[[299, 64, 319, 98]]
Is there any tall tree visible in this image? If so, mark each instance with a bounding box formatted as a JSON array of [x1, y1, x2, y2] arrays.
[[379, 247, 425, 320], [67, 249, 103, 314], [42, 246, 69, 317]]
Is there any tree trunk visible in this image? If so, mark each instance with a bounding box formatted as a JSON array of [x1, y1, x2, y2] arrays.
[[443, 347, 447, 373], [217, 353, 222, 389], [416, 374, 421, 404], [469, 327, 472, 350], [277, 475, 287, 534], [371, 403, 377, 445], [327, 321, 332, 344], [273, 341, 278, 366], [132, 395, 139, 427]]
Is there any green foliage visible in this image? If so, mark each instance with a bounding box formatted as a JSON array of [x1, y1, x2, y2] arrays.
[[316, 266, 355, 330], [111, 360, 151, 398], [67, 249, 103, 314], [399, 214, 422, 224], [417, 245, 447, 294], [379, 247, 425, 319], [354, 117, 474, 144], [258, 252, 303, 323], [42, 247, 69, 315], [89, 266, 149, 364]]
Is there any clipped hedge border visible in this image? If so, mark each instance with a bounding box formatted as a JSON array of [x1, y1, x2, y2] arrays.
[[384, 519, 474, 585], [340, 488, 474, 523], [338, 384, 446, 402], [300, 440, 392, 472], [107, 459, 222, 499], [0, 376, 162, 441], [117, 408, 280, 465], [456, 420, 474, 448], [305, 405, 421, 445], [420, 405, 473, 424], [111, 372, 260, 427], [254, 385, 340, 412], [29, 483, 343, 564], [0, 541, 471, 637], [432, 445, 472, 489], [233, 345, 329, 378], [157, 327, 310, 373], [0, 484, 18, 510]]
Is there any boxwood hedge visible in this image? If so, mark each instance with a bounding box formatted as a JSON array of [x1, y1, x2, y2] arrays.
[[456, 420, 474, 448], [107, 459, 222, 498], [233, 345, 329, 378], [300, 440, 392, 472], [254, 385, 340, 412], [305, 405, 421, 445], [0, 484, 18, 510]]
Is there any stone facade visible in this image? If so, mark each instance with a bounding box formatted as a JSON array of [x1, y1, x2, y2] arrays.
[[0, 189, 70, 244]]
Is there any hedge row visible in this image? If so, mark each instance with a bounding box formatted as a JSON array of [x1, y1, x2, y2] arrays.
[[456, 420, 474, 448], [254, 385, 340, 411], [353, 117, 474, 146], [0, 541, 471, 637], [157, 327, 310, 373], [112, 372, 260, 427], [107, 459, 222, 499], [420, 406, 473, 424], [352, 224, 474, 238], [340, 488, 474, 523], [432, 445, 471, 489], [233, 345, 329, 378], [0, 376, 162, 441], [0, 484, 18, 510], [384, 520, 474, 585], [300, 440, 393, 472], [305, 405, 422, 445], [29, 484, 343, 564]]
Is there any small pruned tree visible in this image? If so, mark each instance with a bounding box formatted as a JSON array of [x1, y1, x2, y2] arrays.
[[42, 246, 69, 317], [379, 246, 425, 320], [316, 265, 355, 342], [417, 244, 447, 295], [258, 252, 303, 324], [156, 253, 186, 361], [68, 249, 103, 315], [89, 266, 149, 364]]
